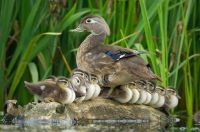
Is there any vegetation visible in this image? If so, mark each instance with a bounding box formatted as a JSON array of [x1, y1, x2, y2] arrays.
[[0, 0, 199, 118]]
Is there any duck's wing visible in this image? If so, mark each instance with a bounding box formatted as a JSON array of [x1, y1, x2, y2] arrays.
[[89, 45, 146, 66], [103, 45, 147, 61], [102, 45, 161, 82]]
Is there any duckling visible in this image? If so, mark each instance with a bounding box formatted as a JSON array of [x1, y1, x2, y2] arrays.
[[70, 15, 161, 89], [72, 69, 101, 100], [145, 81, 159, 106], [143, 90, 152, 105], [109, 85, 133, 103], [71, 69, 96, 101], [134, 81, 148, 104], [128, 82, 140, 104], [24, 76, 76, 104], [151, 86, 165, 108], [90, 74, 101, 99], [143, 81, 153, 105], [70, 74, 88, 102], [164, 87, 180, 109]]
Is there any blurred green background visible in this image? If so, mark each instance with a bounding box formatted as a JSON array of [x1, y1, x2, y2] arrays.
[[0, 0, 199, 116]]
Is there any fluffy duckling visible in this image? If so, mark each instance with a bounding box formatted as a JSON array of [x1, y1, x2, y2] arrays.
[[134, 81, 148, 104], [148, 92, 160, 106], [107, 85, 133, 103], [72, 69, 101, 100], [146, 82, 159, 106], [143, 90, 152, 105], [151, 86, 165, 108], [70, 73, 88, 102], [24, 76, 76, 104], [142, 81, 155, 105], [70, 15, 161, 89], [71, 69, 94, 101], [164, 87, 180, 109], [128, 82, 140, 104], [90, 74, 101, 99]]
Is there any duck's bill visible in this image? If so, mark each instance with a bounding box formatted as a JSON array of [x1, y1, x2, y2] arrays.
[[70, 25, 85, 32]]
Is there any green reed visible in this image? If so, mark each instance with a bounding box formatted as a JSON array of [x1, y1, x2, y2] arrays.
[[0, 0, 199, 117]]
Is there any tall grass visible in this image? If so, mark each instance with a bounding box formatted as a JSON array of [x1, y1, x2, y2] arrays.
[[0, 0, 199, 117]]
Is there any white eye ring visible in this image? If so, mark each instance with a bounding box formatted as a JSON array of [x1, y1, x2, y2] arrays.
[[74, 77, 80, 85], [85, 18, 97, 24], [86, 19, 91, 23]]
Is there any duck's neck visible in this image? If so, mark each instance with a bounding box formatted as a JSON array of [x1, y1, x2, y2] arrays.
[[79, 33, 106, 52]]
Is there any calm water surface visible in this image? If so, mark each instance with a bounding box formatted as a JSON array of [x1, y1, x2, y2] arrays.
[[0, 112, 199, 131]]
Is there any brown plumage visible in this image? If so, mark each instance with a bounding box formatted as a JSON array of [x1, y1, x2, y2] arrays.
[[71, 15, 161, 88], [24, 76, 76, 104]]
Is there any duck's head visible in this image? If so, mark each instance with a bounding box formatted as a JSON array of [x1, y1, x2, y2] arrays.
[[72, 69, 90, 82], [146, 81, 156, 93], [134, 80, 147, 89], [70, 75, 87, 97], [56, 77, 73, 91], [166, 87, 181, 99], [155, 86, 166, 95], [70, 15, 110, 36], [89, 74, 99, 84]]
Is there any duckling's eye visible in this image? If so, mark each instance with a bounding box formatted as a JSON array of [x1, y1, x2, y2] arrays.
[[85, 75, 89, 80], [76, 78, 80, 84], [74, 77, 80, 85], [81, 73, 84, 77], [63, 81, 68, 85]]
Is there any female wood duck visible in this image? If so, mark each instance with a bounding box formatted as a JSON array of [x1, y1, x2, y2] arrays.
[[24, 76, 76, 104], [70, 15, 161, 88]]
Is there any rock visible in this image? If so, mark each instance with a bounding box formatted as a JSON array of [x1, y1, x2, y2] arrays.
[[4, 98, 168, 131]]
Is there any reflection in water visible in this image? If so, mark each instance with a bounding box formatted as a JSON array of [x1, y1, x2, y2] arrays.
[[167, 114, 200, 131], [0, 113, 200, 131]]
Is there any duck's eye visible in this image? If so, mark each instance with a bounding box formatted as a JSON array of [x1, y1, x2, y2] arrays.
[[76, 78, 80, 84], [74, 77, 80, 85], [81, 73, 84, 76], [86, 19, 91, 23], [85, 75, 89, 80]]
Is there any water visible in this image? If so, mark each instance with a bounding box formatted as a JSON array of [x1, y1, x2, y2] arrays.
[[0, 112, 200, 131]]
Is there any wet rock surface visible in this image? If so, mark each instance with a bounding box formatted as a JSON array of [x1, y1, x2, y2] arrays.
[[2, 98, 168, 131]]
